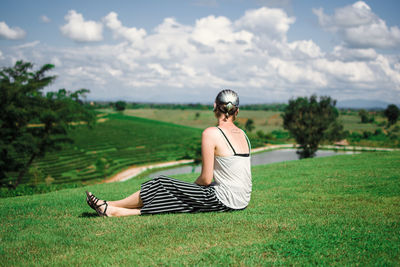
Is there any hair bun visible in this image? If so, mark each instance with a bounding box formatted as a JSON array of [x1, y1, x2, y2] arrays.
[[215, 89, 239, 119]]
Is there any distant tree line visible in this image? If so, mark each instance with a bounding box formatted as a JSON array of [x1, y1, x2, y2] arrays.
[[93, 101, 289, 112]]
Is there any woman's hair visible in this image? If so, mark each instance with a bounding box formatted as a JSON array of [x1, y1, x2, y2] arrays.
[[214, 89, 239, 120]]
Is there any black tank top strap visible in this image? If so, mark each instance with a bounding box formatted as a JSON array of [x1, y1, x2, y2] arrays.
[[217, 127, 236, 154]]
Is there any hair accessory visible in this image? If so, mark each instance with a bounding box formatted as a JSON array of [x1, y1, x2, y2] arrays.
[[226, 102, 233, 111]]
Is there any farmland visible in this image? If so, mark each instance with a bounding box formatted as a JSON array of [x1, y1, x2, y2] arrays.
[[2, 107, 399, 195], [117, 108, 400, 148], [1, 113, 202, 189]]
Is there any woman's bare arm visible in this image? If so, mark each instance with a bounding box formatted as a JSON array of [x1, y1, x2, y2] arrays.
[[195, 127, 215, 186]]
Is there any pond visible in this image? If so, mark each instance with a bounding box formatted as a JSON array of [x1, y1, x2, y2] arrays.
[[148, 148, 358, 178]]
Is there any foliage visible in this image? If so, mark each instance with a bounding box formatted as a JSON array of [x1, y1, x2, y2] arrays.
[[347, 128, 400, 147], [358, 109, 374, 123], [93, 102, 289, 111], [240, 103, 288, 111], [114, 101, 126, 111], [384, 104, 399, 126], [282, 95, 343, 158], [0, 152, 399, 265], [183, 137, 202, 164], [0, 61, 95, 188], [0, 113, 202, 190], [244, 118, 255, 132]]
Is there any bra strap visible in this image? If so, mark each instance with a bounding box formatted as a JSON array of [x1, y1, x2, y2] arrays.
[[242, 130, 252, 153], [216, 127, 237, 154]]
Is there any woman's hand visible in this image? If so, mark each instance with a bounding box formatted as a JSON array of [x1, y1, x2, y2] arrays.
[[194, 127, 216, 186]]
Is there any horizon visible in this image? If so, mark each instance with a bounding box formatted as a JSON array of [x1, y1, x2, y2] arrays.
[[1, 0, 400, 105]]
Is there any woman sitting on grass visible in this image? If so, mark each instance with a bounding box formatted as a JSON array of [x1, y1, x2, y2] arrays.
[[86, 89, 252, 216]]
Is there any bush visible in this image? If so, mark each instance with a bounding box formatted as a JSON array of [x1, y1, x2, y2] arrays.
[[114, 101, 126, 111], [282, 95, 343, 158]]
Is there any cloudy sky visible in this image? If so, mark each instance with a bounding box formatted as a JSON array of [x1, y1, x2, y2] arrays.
[[1, 0, 400, 104]]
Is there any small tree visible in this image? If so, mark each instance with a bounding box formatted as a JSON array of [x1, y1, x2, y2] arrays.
[[0, 61, 95, 188], [114, 101, 126, 111], [384, 104, 399, 126], [245, 119, 255, 132], [358, 109, 372, 123], [282, 95, 343, 158]]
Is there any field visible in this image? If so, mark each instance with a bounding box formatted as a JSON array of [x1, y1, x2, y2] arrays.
[[1, 113, 202, 188], [0, 152, 399, 265], [121, 108, 285, 133], [117, 108, 396, 136], [2, 108, 398, 193]]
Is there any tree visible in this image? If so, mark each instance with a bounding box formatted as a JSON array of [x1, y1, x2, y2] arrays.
[[245, 118, 255, 132], [358, 109, 374, 123], [114, 101, 126, 111], [384, 104, 399, 126], [282, 95, 344, 159], [0, 61, 95, 188]]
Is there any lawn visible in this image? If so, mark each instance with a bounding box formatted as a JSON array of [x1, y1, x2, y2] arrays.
[[1, 151, 399, 265]]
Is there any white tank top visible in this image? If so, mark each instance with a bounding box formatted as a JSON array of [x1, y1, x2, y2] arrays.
[[212, 127, 252, 209]]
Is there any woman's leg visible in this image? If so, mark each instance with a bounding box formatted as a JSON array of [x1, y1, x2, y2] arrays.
[[108, 190, 143, 209], [102, 206, 141, 217], [86, 191, 142, 217]]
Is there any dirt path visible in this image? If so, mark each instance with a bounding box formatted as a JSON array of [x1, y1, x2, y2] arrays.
[[103, 144, 399, 183], [104, 159, 194, 183]]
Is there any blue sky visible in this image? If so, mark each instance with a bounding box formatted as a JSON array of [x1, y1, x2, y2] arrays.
[[1, 0, 400, 104]]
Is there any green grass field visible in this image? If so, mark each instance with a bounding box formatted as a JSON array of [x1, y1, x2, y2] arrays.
[[119, 108, 389, 134], [120, 108, 284, 133], [2, 113, 202, 188], [1, 152, 399, 265]]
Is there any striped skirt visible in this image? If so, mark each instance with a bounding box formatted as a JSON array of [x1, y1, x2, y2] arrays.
[[139, 175, 233, 215]]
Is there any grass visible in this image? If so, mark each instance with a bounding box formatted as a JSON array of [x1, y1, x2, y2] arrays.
[[2, 113, 202, 187], [1, 151, 399, 265], [119, 108, 394, 135], [120, 108, 283, 133], [118, 108, 400, 148]]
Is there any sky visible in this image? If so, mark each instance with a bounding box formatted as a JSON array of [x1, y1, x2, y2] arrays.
[[1, 0, 400, 104]]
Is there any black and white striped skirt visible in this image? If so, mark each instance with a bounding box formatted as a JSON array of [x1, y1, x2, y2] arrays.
[[139, 175, 233, 215]]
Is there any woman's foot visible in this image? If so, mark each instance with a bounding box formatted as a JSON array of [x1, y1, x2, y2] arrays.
[[86, 191, 110, 217]]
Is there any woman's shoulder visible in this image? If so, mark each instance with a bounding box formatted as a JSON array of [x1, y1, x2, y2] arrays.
[[202, 126, 219, 137]]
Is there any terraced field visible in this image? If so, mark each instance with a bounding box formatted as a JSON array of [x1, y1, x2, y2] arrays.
[[4, 114, 202, 186]]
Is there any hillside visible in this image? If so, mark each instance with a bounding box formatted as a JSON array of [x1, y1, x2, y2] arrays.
[[0, 152, 399, 265], [2, 113, 202, 187]]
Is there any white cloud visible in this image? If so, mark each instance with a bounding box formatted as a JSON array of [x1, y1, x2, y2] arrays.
[[60, 10, 103, 42], [235, 7, 295, 41], [288, 40, 324, 59], [1, 5, 399, 104], [40, 15, 51, 23], [332, 46, 377, 61], [103, 12, 146, 44], [314, 59, 375, 84], [313, 1, 400, 49], [15, 40, 40, 49], [0, 21, 26, 40]]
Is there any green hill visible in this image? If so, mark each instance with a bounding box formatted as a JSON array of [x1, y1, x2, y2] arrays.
[[0, 152, 399, 265], [2, 113, 202, 187]]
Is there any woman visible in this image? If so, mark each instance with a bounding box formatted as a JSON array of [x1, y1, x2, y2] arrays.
[[86, 89, 252, 216]]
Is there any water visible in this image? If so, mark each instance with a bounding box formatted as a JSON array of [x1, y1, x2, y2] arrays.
[[148, 149, 357, 178]]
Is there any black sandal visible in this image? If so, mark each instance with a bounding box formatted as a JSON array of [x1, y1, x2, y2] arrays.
[[94, 201, 109, 217], [86, 191, 109, 217]]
